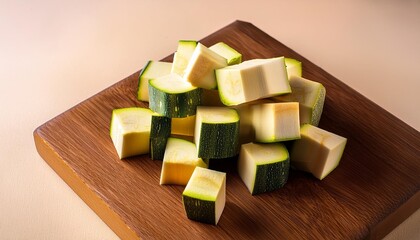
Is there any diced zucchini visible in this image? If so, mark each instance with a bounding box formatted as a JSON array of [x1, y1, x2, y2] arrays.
[[231, 99, 274, 144], [215, 57, 291, 106], [182, 167, 226, 225], [271, 76, 326, 126], [150, 113, 171, 160], [137, 61, 172, 102], [109, 107, 153, 159], [195, 106, 240, 159], [171, 40, 197, 76], [252, 102, 301, 142], [149, 73, 201, 118], [183, 43, 228, 89], [285, 58, 302, 79], [160, 138, 207, 185], [238, 142, 290, 195], [171, 115, 196, 136], [291, 124, 347, 180], [209, 42, 242, 65]]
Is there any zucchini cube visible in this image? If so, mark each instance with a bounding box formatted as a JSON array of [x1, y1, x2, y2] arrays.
[[252, 102, 301, 142], [291, 124, 347, 180], [109, 107, 153, 159], [209, 42, 242, 65], [148, 73, 202, 118], [171, 40, 197, 76], [160, 138, 207, 186], [238, 142, 290, 195], [215, 57, 291, 106], [183, 43, 228, 89], [194, 106, 240, 159], [182, 167, 226, 225], [137, 60, 172, 102], [271, 76, 326, 126]]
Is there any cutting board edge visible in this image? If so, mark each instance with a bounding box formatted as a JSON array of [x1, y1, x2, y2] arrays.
[[33, 128, 140, 240], [368, 191, 420, 240]]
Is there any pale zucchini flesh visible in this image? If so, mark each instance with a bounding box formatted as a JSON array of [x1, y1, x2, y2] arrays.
[[171, 115, 196, 136], [271, 76, 326, 126], [291, 124, 347, 180], [183, 43, 228, 89], [285, 58, 302, 79], [231, 99, 274, 144], [160, 138, 207, 185], [109, 107, 153, 159], [137, 61, 172, 102], [216, 57, 291, 106], [252, 102, 301, 142], [209, 42, 242, 65], [171, 40, 197, 76]]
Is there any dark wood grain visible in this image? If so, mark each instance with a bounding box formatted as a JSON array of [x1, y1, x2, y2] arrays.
[[34, 20, 420, 240]]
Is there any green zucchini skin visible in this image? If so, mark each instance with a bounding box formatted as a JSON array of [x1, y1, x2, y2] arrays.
[[182, 195, 215, 225], [148, 84, 202, 118], [252, 159, 290, 195], [149, 115, 171, 160], [311, 86, 326, 126], [197, 122, 240, 159]]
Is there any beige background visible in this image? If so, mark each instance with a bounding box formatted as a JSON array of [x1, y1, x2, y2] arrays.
[[1, 0, 419, 239]]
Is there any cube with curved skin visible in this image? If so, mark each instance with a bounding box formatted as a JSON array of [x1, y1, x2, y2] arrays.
[[194, 106, 240, 159], [238, 142, 290, 195], [182, 167, 226, 225]]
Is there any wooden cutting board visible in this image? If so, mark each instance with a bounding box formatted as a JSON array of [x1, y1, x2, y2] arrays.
[[34, 20, 420, 240]]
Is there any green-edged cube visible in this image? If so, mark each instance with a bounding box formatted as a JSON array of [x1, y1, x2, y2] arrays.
[[238, 142, 290, 195], [182, 167, 226, 225]]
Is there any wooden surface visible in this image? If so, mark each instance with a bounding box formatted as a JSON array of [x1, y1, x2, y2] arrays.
[[34, 21, 420, 239]]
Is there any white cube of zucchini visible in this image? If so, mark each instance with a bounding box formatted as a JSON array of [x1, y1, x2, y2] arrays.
[[238, 142, 290, 195], [171, 40, 197, 76], [231, 99, 274, 144], [137, 61, 172, 102], [209, 42, 242, 65], [171, 115, 196, 136], [271, 76, 326, 126], [285, 58, 302, 79], [195, 106, 240, 159], [160, 138, 207, 185], [291, 124, 347, 180], [183, 43, 227, 89], [148, 73, 202, 118], [215, 57, 291, 106], [182, 167, 226, 225], [109, 107, 153, 159], [252, 102, 301, 142]]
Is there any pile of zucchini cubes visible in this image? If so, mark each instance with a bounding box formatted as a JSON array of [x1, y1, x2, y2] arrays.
[[109, 40, 347, 225]]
